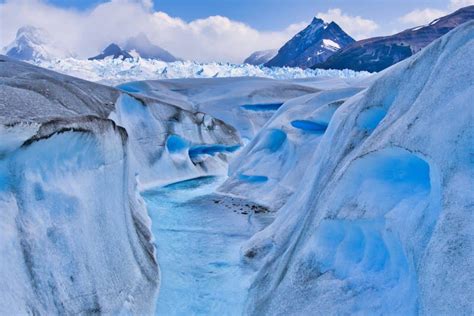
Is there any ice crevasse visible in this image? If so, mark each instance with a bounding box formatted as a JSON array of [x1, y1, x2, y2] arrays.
[[241, 21, 474, 315]]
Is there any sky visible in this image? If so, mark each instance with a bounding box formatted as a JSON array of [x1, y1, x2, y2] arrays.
[[1, 0, 473, 62]]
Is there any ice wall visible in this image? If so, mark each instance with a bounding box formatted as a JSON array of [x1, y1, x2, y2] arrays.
[[0, 117, 158, 314], [242, 21, 474, 315]]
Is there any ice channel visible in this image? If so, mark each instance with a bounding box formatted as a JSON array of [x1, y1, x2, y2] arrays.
[[142, 176, 273, 315]]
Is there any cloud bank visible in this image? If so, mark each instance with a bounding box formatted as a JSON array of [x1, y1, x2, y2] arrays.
[[398, 0, 473, 27], [0, 0, 309, 62], [316, 8, 379, 39]]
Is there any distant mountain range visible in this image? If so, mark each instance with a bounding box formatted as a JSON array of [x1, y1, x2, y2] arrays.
[[4, 26, 178, 62], [243, 49, 277, 65], [89, 33, 178, 61], [265, 17, 355, 69], [314, 6, 474, 72]]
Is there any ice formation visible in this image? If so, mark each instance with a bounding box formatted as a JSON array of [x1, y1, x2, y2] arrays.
[[0, 55, 241, 313], [29, 57, 371, 85], [218, 87, 367, 210], [240, 21, 474, 315]]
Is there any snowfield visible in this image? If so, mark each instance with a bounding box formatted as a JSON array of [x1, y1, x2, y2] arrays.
[[30, 57, 371, 85]]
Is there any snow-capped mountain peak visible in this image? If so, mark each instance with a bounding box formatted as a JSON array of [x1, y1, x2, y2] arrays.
[[265, 17, 355, 68], [123, 33, 178, 62], [4, 25, 70, 61], [88, 43, 133, 60]]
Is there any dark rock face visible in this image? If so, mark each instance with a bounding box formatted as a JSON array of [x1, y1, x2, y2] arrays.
[[314, 6, 474, 72], [124, 33, 177, 62], [265, 18, 355, 69], [88, 43, 133, 60]]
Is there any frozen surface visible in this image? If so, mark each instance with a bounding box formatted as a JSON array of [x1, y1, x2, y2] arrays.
[[142, 176, 273, 315], [219, 87, 364, 210], [241, 22, 474, 315], [29, 57, 371, 85], [0, 118, 158, 314]]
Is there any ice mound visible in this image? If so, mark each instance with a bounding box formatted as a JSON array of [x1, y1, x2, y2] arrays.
[[219, 87, 364, 210], [241, 21, 474, 315]]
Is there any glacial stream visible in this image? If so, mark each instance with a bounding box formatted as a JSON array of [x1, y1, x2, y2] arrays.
[[142, 176, 273, 315]]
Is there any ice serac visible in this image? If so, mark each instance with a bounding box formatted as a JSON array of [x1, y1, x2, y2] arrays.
[[314, 6, 474, 72], [243, 22, 474, 315], [265, 18, 355, 69]]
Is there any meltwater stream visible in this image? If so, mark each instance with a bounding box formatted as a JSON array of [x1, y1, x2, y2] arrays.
[[142, 176, 273, 315]]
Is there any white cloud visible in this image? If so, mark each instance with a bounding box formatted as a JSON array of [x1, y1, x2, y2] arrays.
[[316, 8, 379, 40], [0, 0, 305, 63], [398, 8, 446, 26], [398, 0, 473, 29], [449, 0, 474, 9]]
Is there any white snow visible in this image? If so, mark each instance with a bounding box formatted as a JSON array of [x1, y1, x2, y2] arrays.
[[322, 38, 341, 50]]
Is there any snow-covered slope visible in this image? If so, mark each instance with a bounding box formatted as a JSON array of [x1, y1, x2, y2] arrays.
[[243, 49, 278, 65], [30, 58, 370, 85], [241, 21, 474, 315], [3, 26, 71, 61], [265, 18, 355, 68]]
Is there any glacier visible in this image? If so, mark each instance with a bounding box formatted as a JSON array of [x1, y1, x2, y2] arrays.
[[28, 57, 371, 85], [0, 20, 472, 316]]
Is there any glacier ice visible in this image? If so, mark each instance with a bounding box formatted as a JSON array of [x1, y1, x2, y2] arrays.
[[239, 21, 474, 315], [0, 55, 242, 313], [29, 57, 371, 85], [218, 87, 366, 210]]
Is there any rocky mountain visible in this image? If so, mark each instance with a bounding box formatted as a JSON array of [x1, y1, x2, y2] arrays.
[[243, 49, 277, 65], [4, 25, 70, 61], [265, 17, 355, 69], [88, 43, 133, 60], [314, 5, 474, 72], [124, 33, 177, 61]]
